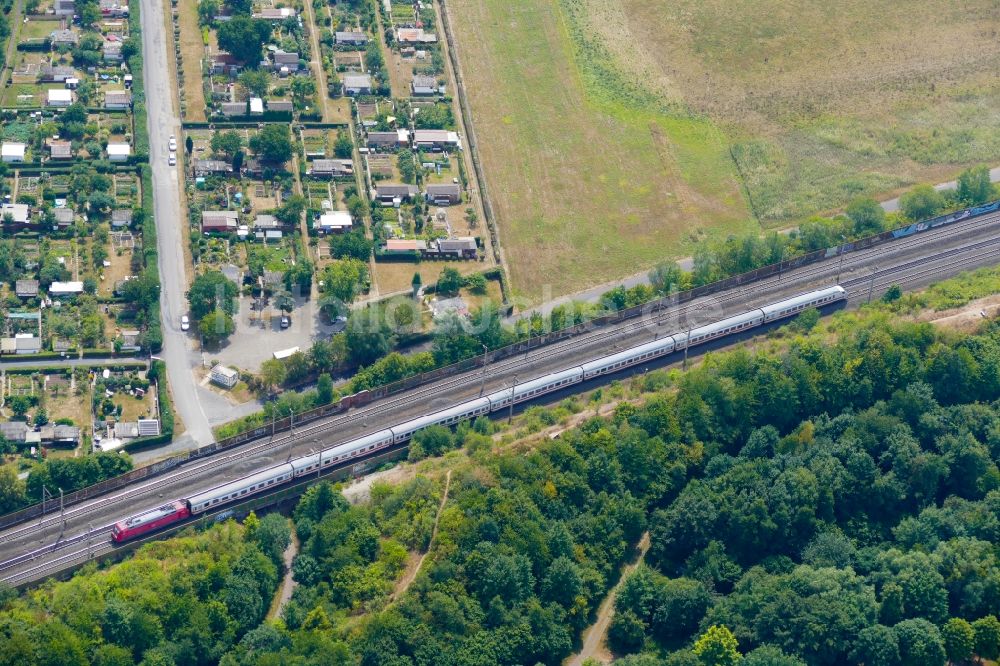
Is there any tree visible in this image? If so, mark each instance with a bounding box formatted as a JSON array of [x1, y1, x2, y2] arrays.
[[410, 424, 453, 458], [345, 311, 392, 365], [273, 290, 295, 314], [693, 625, 741, 666], [322, 259, 368, 304], [882, 284, 902, 303], [541, 556, 584, 608], [411, 272, 422, 297], [259, 359, 287, 392], [290, 76, 316, 108], [9, 395, 30, 417], [741, 646, 806, 666], [329, 231, 373, 261], [973, 616, 1000, 661], [941, 618, 974, 664], [249, 124, 293, 165], [210, 130, 243, 158], [956, 164, 994, 206], [239, 69, 271, 98], [199, 310, 235, 344], [437, 267, 462, 296], [188, 270, 239, 319], [465, 273, 487, 295], [274, 195, 306, 226], [397, 149, 416, 183], [0, 467, 26, 514], [334, 131, 353, 159], [254, 513, 291, 567], [894, 618, 946, 666], [900, 184, 945, 222], [608, 609, 647, 654], [846, 197, 886, 235], [120, 273, 160, 310], [232, 149, 244, 174], [850, 625, 900, 666], [650, 261, 683, 294], [197, 0, 218, 25], [316, 373, 334, 404], [217, 17, 271, 66]]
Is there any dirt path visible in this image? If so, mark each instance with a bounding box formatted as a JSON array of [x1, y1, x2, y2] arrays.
[[301, 0, 331, 122], [390, 469, 452, 601], [266, 526, 300, 620], [565, 532, 651, 666], [916, 294, 1000, 333]]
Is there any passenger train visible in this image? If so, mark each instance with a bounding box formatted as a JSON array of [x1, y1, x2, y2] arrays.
[[112, 285, 847, 543]]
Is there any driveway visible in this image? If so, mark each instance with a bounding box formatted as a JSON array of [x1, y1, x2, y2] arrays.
[[140, 0, 213, 446], [206, 292, 343, 371]]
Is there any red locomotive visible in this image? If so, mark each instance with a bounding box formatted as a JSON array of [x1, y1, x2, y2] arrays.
[[111, 500, 191, 543]]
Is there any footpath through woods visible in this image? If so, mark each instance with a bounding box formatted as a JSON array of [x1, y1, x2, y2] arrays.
[[391, 469, 452, 602], [267, 524, 300, 620], [565, 532, 651, 666]]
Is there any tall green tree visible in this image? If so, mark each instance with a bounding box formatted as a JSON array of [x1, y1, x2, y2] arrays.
[[956, 164, 994, 205], [188, 270, 239, 319], [900, 184, 945, 221], [693, 625, 741, 666]]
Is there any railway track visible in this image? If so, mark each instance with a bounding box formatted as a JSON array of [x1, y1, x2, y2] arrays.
[[3, 217, 1000, 584]]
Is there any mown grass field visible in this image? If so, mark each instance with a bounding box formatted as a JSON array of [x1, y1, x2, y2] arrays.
[[587, 0, 1000, 223], [447, 0, 755, 302]]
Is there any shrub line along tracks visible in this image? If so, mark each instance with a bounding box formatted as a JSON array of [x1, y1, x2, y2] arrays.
[[3, 212, 1000, 584], [1, 215, 988, 550]]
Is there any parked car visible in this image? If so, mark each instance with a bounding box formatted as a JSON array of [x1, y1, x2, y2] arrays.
[[280, 315, 290, 329], [168, 152, 176, 166], [168, 134, 177, 152], [180, 315, 189, 331]]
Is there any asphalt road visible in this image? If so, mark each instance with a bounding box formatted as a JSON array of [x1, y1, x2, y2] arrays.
[[139, 0, 213, 447], [4, 209, 1000, 584]]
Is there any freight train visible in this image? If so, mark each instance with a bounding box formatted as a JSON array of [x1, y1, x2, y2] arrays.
[[112, 285, 847, 543]]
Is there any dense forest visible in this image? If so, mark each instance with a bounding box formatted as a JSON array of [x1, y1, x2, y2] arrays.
[[1, 282, 1000, 665]]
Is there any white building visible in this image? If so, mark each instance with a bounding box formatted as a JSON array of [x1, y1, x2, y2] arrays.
[[49, 281, 85, 296], [314, 211, 352, 234], [1, 142, 26, 163], [210, 364, 239, 388], [47, 88, 74, 107], [249, 97, 264, 115], [0, 203, 30, 223], [106, 143, 131, 161]]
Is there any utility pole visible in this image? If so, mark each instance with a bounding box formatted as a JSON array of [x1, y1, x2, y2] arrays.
[[683, 329, 691, 370], [507, 374, 518, 425], [285, 410, 296, 461], [40, 486, 52, 521], [836, 235, 846, 283], [87, 522, 93, 559], [57, 488, 65, 541], [479, 344, 489, 397], [867, 265, 878, 304]]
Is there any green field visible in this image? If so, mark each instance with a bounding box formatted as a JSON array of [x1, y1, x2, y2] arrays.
[[574, 0, 1000, 224], [450, 0, 1000, 300], [448, 0, 755, 302]]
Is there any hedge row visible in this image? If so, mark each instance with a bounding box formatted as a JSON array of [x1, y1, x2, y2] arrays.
[[127, 6, 148, 160], [147, 360, 174, 439]]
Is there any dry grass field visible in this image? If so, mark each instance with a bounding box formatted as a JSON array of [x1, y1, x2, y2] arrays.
[[448, 0, 1000, 299], [573, 0, 1000, 222], [447, 0, 755, 302], [177, 0, 207, 121]]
